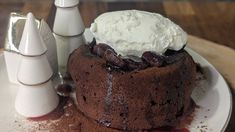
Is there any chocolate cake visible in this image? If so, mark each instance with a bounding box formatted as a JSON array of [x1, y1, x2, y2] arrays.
[[68, 42, 196, 130]]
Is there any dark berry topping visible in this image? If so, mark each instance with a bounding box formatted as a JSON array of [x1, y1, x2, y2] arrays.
[[104, 49, 126, 68], [123, 59, 148, 70], [142, 51, 165, 67], [89, 40, 185, 71], [93, 43, 116, 57]]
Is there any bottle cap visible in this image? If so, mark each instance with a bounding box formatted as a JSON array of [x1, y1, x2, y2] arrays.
[[55, 0, 79, 8]]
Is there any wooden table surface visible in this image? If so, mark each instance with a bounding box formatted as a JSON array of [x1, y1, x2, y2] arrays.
[[0, 1, 235, 131]]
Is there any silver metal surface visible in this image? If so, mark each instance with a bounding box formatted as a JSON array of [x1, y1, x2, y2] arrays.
[[4, 12, 40, 53], [4, 12, 59, 77]]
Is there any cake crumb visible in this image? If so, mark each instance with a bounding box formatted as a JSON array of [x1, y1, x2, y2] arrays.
[[68, 103, 72, 107], [63, 106, 68, 109]]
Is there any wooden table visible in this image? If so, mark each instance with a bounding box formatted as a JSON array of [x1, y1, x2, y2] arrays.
[[0, 1, 235, 131]]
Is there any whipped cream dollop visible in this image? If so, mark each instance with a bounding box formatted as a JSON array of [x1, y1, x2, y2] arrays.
[[90, 10, 187, 57]]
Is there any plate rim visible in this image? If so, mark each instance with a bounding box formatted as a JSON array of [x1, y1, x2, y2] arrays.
[[185, 48, 233, 132]]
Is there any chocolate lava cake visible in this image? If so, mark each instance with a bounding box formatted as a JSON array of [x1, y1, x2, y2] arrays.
[[68, 40, 197, 130]]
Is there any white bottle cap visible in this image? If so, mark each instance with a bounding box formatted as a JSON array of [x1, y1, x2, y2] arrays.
[[55, 0, 79, 8], [17, 55, 53, 85], [15, 81, 59, 118], [19, 13, 47, 56]]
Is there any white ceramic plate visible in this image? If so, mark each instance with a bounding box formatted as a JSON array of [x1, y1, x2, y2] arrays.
[[0, 29, 232, 132]]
